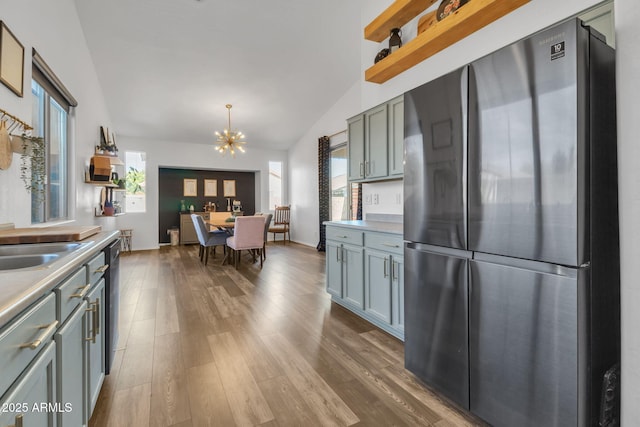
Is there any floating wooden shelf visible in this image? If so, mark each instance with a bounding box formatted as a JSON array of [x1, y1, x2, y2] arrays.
[[85, 180, 118, 187], [93, 154, 124, 166], [365, 0, 530, 84], [365, 0, 438, 42]]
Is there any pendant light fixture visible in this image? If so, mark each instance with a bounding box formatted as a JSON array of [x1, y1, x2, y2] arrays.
[[214, 104, 247, 156]]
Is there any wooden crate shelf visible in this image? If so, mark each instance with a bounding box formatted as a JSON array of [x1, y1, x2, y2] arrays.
[[365, 0, 530, 84]]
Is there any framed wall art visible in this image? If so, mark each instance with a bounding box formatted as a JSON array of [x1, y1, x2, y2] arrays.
[[183, 178, 197, 197], [223, 180, 236, 197], [0, 21, 25, 97], [204, 179, 217, 197]]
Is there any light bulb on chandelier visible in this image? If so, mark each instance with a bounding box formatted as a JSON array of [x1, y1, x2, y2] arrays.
[[214, 104, 247, 156]]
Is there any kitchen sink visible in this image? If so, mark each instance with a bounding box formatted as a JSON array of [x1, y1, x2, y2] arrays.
[[0, 242, 86, 257], [0, 254, 61, 271]]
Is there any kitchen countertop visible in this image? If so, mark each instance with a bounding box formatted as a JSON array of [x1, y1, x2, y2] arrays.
[[0, 230, 120, 330], [323, 220, 403, 235]]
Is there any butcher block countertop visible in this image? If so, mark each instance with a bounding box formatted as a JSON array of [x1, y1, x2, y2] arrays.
[[0, 225, 101, 244], [0, 230, 119, 329]]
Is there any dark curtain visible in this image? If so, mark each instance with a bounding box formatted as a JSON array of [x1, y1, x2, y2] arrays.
[[316, 136, 330, 252], [356, 183, 363, 220]]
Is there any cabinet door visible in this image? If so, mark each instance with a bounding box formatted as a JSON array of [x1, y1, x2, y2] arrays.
[[85, 279, 105, 419], [180, 214, 199, 244], [0, 342, 56, 427], [388, 96, 404, 176], [348, 115, 365, 180], [365, 104, 388, 179], [391, 255, 404, 333], [364, 249, 392, 323], [343, 244, 364, 308], [326, 241, 343, 298], [55, 301, 88, 427]]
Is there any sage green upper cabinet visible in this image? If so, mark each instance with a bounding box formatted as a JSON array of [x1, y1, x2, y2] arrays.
[[388, 95, 404, 176], [364, 103, 389, 179], [348, 114, 365, 181], [348, 95, 404, 182]]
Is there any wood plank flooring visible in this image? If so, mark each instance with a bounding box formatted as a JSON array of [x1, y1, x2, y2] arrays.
[[90, 243, 483, 427]]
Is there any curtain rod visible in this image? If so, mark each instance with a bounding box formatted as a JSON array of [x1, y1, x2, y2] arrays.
[[327, 129, 347, 138]]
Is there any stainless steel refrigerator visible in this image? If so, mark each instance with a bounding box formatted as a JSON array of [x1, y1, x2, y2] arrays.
[[404, 18, 619, 427]]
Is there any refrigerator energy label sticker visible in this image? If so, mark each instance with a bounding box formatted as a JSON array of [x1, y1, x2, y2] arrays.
[[551, 41, 565, 60]]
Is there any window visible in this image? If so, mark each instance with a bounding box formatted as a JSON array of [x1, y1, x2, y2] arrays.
[[330, 145, 348, 220], [269, 161, 282, 208], [124, 151, 146, 213], [31, 52, 76, 223]]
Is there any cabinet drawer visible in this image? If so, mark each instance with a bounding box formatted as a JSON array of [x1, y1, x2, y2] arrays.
[[55, 266, 89, 322], [86, 252, 107, 286], [0, 293, 56, 398], [365, 232, 403, 255], [326, 227, 363, 246]]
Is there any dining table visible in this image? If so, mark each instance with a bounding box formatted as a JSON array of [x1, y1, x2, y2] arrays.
[[206, 212, 236, 231]]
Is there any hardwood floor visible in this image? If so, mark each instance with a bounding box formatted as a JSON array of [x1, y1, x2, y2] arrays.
[[90, 242, 482, 427]]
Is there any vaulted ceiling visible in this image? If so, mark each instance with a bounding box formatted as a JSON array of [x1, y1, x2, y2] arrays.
[[74, 0, 363, 151]]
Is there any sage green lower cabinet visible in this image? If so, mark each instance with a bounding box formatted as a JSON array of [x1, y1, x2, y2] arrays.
[[326, 240, 364, 308], [364, 249, 393, 323], [326, 241, 343, 298], [391, 255, 404, 334], [85, 279, 105, 418], [55, 300, 88, 427], [325, 224, 404, 340], [342, 244, 365, 309], [0, 342, 56, 427]]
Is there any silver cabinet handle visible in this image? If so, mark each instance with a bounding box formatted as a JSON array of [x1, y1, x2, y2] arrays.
[[20, 320, 59, 350], [392, 261, 398, 281], [94, 298, 101, 335], [336, 246, 341, 262], [359, 162, 364, 177], [384, 257, 388, 278], [70, 283, 91, 299], [85, 303, 97, 343], [337, 235, 348, 239], [95, 264, 109, 273], [382, 243, 400, 248], [9, 413, 24, 427]]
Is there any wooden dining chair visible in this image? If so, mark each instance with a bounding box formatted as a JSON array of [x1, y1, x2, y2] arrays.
[[269, 205, 290, 244], [225, 216, 265, 269], [255, 213, 273, 261]]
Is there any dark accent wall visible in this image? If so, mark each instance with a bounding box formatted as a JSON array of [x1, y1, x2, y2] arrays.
[[158, 167, 256, 244]]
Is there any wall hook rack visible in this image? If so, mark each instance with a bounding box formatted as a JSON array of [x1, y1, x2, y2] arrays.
[[0, 107, 33, 135]]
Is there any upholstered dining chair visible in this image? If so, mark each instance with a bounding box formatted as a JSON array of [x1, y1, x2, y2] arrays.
[[269, 205, 290, 244], [255, 213, 273, 261], [191, 214, 227, 265], [225, 216, 265, 269]]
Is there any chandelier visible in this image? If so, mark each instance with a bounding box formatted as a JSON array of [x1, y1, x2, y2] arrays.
[[214, 104, 246, 156]]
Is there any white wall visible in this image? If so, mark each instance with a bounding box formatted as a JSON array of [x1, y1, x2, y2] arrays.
[[288, 82, 361, 247], [291, 0, 640, 421], [0, 0, 112, 227], [362, 180, 403, 218], [614, 0, 640, 423], [113, 136, 287, 251]]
